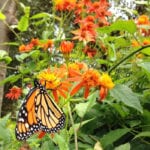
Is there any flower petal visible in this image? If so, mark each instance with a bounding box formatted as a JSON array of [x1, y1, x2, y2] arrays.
[[70, 82, 84, 96]]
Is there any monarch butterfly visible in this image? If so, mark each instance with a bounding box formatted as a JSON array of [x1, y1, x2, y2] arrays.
[[15, 79, 65, 141]]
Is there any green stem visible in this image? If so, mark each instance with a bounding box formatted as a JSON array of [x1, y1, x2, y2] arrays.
[[108, 45, 150, 74], [68, 102, 78, 150]]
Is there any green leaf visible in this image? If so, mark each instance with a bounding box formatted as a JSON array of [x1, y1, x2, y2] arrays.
[[0, 11, 6, 20], [98, 20, 136, 34], [0, 50, 8, 58], [15, 53, 29, 62], [41, 141, 55, 149], [75, 92, 97, 118], [30, 12, 51, 19], [0, 74, 21, 85], [138, 62, 150, 73], [53, 131, 69, 150], [0, 114, 11, 141], [0, 114, 11, 127], [110, 84, 143, 113], [69, 119, 94, 136], [100, 128, 130, 148], [108, 44, 116, 61], [134, 131, 150, 139], [141, 47, 150, 55], [18, 6, 30, 31], [115, 143, 130, 150], [0, 50, 12, 64]]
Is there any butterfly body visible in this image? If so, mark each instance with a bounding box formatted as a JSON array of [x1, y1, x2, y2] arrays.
[[15, 80, 65, 141]]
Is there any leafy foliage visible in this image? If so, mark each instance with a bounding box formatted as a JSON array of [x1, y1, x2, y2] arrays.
[[0, 0, 150, 149]]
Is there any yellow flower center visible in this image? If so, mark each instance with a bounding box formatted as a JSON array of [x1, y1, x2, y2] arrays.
[[38, 71, 61, 89], [99, 73, 114, 89]]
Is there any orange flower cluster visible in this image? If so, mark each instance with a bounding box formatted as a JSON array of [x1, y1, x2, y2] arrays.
[[136, 15, 150, 36], [70, 67, 114, 101], [132, 39, 150, 47], [5, 86, 22, 100], [37, 62, 114, 102], [53, 0, 76, 11], [72, 0, 111, 43], [19, 38, 53, 53]]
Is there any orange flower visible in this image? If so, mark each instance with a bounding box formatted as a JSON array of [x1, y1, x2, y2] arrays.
[[62, 62, 88, 78], [30, 38, 40, 46], [72, 22, 96, 43], [70, 69, 101, 98], [19, 44, 33, 53], [60, 41, 74, 54], [83, 46, 97, 58], [54, 0, 76, 11], [137, 15, 149, 25], [5, 86, 22, 100], [143, 39, 150, 45], [42, 39, 53, 51], [38, 67, 71, 102], [131, 40, 141, 47]]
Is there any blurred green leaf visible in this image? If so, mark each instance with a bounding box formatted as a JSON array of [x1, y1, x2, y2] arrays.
[[69, 119, 94, 136], [30, 12, 51, 19], [18, 6, 30, 31], [108, 44, 116, 61], [75, 92, 97, 118], [110, 84, 143, 113], [0, 74, 21, 85], [0, 114, 11, 141], [142, 47, 150, 55], [41, 141, 55, 149], [0, 50, 12, 64], [53, 131, 69, 150], [138, 62, 150, 73], [98, 20, 136, 34], [100, 128, 130, 148], [115, 143, 130, 150], [15, 53, 29, 62], [134, 131, 150, 139]]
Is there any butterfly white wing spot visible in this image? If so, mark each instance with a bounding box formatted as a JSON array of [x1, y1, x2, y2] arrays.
[[18, 118, 24, 122], [25, 123, 29, 129]]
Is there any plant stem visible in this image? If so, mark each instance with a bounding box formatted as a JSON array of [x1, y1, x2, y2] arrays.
[[0, 64, 18, 70], [108, 45, 150, 74], [68, 102, 78, 150]]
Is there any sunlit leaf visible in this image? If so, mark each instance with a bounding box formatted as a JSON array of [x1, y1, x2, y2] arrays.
[[94, 141, 103, 150], [142, 47, 150, 56], [18, 6, 30, 31], [0, 11, 6, 20], [97, 20, 137, 34]]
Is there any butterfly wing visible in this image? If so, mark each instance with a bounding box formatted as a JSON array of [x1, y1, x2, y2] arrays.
[[34, 85, 65, 133], [15, 80, 65, 141], [15, 87, 40, 141]]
